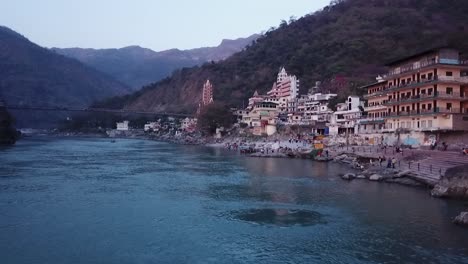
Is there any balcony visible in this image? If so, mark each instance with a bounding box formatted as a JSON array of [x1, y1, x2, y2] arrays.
[[364, 75, 468, 98], [358, 118, 385, 125], [438, 76, 468, 84], [436, 107, 462, 114], [383, 59, 468, 78], [364, 105, 387, 111]]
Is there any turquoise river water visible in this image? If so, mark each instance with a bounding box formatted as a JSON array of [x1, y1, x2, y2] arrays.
[[0, 137, 468, 264]]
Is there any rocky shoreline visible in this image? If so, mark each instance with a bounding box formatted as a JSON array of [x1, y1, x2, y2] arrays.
[[333, 153, 432, 188]]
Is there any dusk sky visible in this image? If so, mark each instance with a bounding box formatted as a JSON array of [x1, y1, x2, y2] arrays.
[[1, 0, 330, 51]]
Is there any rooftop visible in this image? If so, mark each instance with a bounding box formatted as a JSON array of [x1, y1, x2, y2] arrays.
[[385, 46, 451, 66]]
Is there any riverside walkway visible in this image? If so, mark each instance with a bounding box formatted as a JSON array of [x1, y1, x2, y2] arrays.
[[327, 145, 468, 185]]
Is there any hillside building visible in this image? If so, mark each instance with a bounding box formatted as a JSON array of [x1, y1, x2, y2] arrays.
[[116, 121, 129, 131], [197, 79, 214, 115], [328, 96, 363, 135], [361, 47, 468, 134], [267, 67, 300, 112]]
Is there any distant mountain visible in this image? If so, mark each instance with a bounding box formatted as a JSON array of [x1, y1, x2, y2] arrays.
[[103, 0, 468, 114], [0, 26, 131, 107], [52, 34, 260, 89], [0, 26, 131, 126]]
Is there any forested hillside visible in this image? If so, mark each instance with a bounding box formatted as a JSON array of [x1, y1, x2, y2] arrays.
[[0, 26, 130, 108], [100, 0, 468, 113]]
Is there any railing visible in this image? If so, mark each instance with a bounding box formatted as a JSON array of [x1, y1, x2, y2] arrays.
[[435, 107, 462, 114], [358, 118, 385, 123], [330, 145, 448, 177], [365, 75, 468, 98], [364, 105, 387, 111], [438, 76, 468, 83], [383, 58, 468, 78]]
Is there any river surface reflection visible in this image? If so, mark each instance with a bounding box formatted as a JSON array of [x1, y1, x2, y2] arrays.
[[0, 137, 467, 264]]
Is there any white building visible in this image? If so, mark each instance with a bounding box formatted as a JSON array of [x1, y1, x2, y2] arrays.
[[267, 67, 300, 113], [181, 118, 197, 132], [116, 121, 129, 131], [144, 122, 160, 132], [328, 96, 363, 135]]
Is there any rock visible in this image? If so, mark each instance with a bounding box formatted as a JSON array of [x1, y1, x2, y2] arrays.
[[453, 212, 468, 226], [431, 184, 450, 198], [341, 173, 356, 180], [384, 177, 424, 187], [356, 174, 366, 179], [395, 170, 412, 178], [369, 174, 383, 181]]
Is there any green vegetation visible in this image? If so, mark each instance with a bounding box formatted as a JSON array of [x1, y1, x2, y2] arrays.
[[112, 0, 468, 114], [0, 107, 20, 144], [197, 103, 235, 135]]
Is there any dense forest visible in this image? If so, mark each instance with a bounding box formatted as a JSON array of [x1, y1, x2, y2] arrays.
[[97, 0, 468, 113]]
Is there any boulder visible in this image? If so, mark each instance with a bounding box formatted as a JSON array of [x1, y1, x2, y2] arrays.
[[369, 174, 383, 181], [341, 173, 356, 180], [356, 174, 366, 179], [453, 212, 468, 226], [395, 170, 412, 178], [431, 185, 450, 198]]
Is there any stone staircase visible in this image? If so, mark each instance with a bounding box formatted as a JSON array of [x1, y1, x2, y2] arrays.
[[329, 146, 468, 186]]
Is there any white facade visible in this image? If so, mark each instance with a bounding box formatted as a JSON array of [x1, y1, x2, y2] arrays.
[[328, 96, 364, 135], [116, 121, 129, 131], [144, 122, 160, 132], [181, 118, 197, 132]]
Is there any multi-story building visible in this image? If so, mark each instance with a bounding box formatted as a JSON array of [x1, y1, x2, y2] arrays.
[[267, 67, 300, 113], [328, 96, 363, 135], [242, 101, 279, 136], [201, 80, 213, 106], [197, 80, 214, 115], [358, 77, 388, 134], [116, 121, 129, 131], [361, 48, 468, 133]]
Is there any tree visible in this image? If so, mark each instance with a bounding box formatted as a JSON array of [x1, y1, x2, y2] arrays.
[[197, 103, 235, 135]]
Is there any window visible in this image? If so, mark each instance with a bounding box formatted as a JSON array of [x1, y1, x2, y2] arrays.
[[407, 121, 412, 128], [422, 104, 426, 110], [401, 122, 405, 128], [446, 71, 453, 76], [421, 74, 426, 79], [421, 120, 426, 128], [417, 121, 421, 128], [428, 120, 433, 128], [428, 104, 432, 110], [446, 87, 453, 94], [447, 103, 452, 110]]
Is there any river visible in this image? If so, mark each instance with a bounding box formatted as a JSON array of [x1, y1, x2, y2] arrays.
[[1, 137, 467, 264]]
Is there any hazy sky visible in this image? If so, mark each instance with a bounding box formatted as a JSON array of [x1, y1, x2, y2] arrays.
[[1, 0, 330, 51]]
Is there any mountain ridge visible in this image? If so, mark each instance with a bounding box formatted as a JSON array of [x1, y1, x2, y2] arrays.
[[52, 34, 260, 89], [0, 25, 132, 126]]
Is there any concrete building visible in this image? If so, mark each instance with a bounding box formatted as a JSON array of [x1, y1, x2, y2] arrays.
[[197, 80, 214, 115], [202, 80, 213, 106], [358, 77, 388, 134], [144, 122, 160, 132], [116, 121, 129, 131], [328, 96, 363, 135], [242, 101, 279, 136], [361, 48, 468, 134], [383, 48, 468, 132], [181, 118, 197, 132], [267, 67, 300, 113]]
